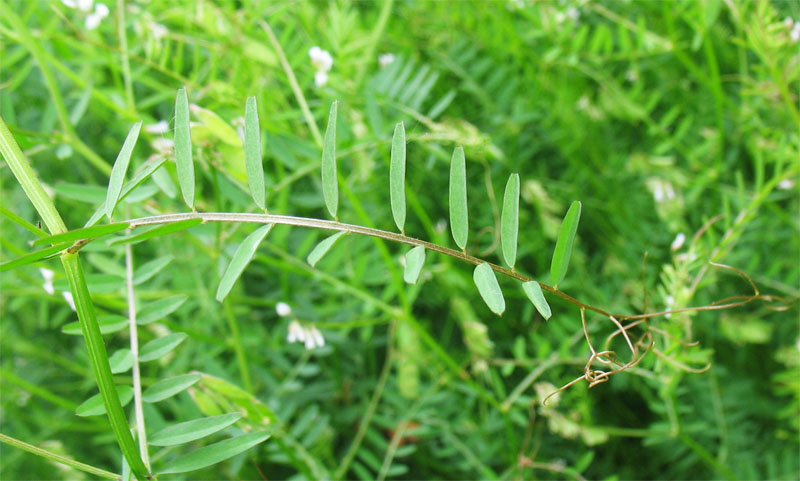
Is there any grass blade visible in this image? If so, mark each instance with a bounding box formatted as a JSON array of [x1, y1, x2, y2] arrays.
[[158, 431, 270, 474], [307, 231, 346, 267], [0, 205, 48, 237], [149, 413, 243, 447], [137, 295, 188, 325], [215, 224, 273, 302], [473, 262, 505, 316], [501, 173, 519, 269], [108, 218, 202, 246], [33, 223, 130, 247], [322, 100, 338, 219], [142, 374, 201, 403], [550, 200, 582, 288], [0, 242, 70, 272], [403, 245, 425, 284], [139, 333, 188, 362], [449, 146, 468, 250], [522, 281, 551, 320], [390, 121, 406, 233], [175, 87, 195, 209], [76, 386, 133, 417], [105, 121, 143, 219], [244, 96, 266, 210]]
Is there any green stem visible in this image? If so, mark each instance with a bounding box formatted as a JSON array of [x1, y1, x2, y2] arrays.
[[353, 0, 395, 88], [260, 20, 323, 147], [223, 299, 253, 392], [116, 0, 137, 115], [0, 433, 119, 480], [62, 253, 150, 481], [125, 238, 150, 470]]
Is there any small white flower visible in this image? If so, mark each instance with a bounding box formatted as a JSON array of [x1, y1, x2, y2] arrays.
[[286, 320, 324, 349], [62, 291, 76, 311], [777, 179, 795, 190], [310, 326, 325, 348], [576, 95, 590, 111], [434, 219, 447, 234], [149, 22, 168, 41], [664, 295, 674, 319], [784, 17, 794, 29], [565, 6, 580, 22], [145, 120, 170, 134], [85, 3, 109, 30], [675, 252, 698, 263], [287, 320, 304, 343], [378, 53, 395, 68], [314, 71, 329, 88], [40, 268, 55, 295], [670, 232, 686, 251], [62, 0, 94, 12], [791, 23, 800, 43], [625, 69, 639, 83], [649, 178, 676, 203], [304, 328, 316, 349], [309, 46, 333, 72], [276, 302, 292, 317]]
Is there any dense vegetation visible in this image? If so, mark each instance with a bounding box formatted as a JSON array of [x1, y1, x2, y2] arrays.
[[1, 0, 798, 480]]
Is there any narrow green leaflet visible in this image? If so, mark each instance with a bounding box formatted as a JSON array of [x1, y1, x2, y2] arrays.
[[62, 315, 128, 336], [109, 349, 133, 374], [108, 218, 202, 246], [137, 294, 188, 325], [473, 262, 505, 316], [449, 146, 468, 250], [133, 255, 174, 285], [149, 413, 243, 447], [522, 281, 551, 320], [0, 205, 48, 236], [158, 431, 271, 474], [403, 245, 425, 284], [550, 200, 582, 288], [0, 242, 70, 272], [175, 87, 195, 209], [143, 374, 202, 403], [390, 121, 406, 233], [321, 100, 338, 219], [86, 158, 168, 227], [105, 121, 143, 219], [76, 386, 133, 417], [33, 223, 129, 246], [307, 231, 345, 267], [501, 173, 519, 269], [139, 333, 188, 362], [215, 224, 273, 302], [244, 96, 266, 210]]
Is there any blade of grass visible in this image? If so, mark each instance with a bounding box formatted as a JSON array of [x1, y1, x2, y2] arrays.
[[0, 433, 118, 480], [322, 101, 339, 219], [175, 87, 195, 209], [449, 146, 468, 250], [390, 121, 406, 233], [0, 205, 48, 237], [244, 96, 266, 210], [33, 223, 130, 247], [500, 173, 519, 269], [0, 242, 71, 272], [105, 121, 143, 219]]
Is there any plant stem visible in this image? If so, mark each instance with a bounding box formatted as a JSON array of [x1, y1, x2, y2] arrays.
[[223, 299, 253, 392], [116, 0, 137, 115], [0, 433, 119, 480], [260, 20, 323, 147], [125, 238, 150, 470]]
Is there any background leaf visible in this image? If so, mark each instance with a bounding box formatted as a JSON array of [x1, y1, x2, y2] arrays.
[[322, 100, 338, 219], [142, 374, 202, 403], [307, 231, 346, 267], [244, 96, 266, 210], [137, 294, 188, 325], [449, 146, 468, 250], [175, 87, 195, 208], [139, 333, 188, 362], [500, 173, 519, 269], [473, 263, 505, 316], [104, 121, 142, 220], [550, 200, 582, 288], [215, 224, 273, 302], [390, 121, 406, 233]]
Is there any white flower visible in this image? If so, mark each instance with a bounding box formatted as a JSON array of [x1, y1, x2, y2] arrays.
[[784, 17, 794, 29], [777, 179, 795, 190], [378, 53, 395, 68], [149, 22, 168, 41], [145, 120, 170, 134], [40, 268, 55, 295], [314, 71, 329, 88], [664, 295, 674, 319], [85, 3, 109, 30], [62, 291, 76, 311], [565, 6, 580, 22], [625, 69, 639, 83], [276, 302, 292, 317], [670, 232, 686, 251], [286, 321, 325, 349], [309, 326, 325, 347], [151, 137, 174, 153], [648, 178, 676, 203], [287, 320, 304, 342], [791, 23, 800, 43], [62, 0, 94, 12], [309, 46, 333, 72]]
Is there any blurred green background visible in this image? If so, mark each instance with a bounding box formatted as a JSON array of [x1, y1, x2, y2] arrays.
[[1, 0, 798, 479]]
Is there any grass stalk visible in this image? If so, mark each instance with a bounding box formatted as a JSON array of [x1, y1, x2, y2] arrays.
[[0, 433, 119, 480], [223, 299, 253, 392], [125, 238, 150, 470]]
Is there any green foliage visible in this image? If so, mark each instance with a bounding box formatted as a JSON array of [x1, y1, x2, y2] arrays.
[[1, 1, 798, 480]]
